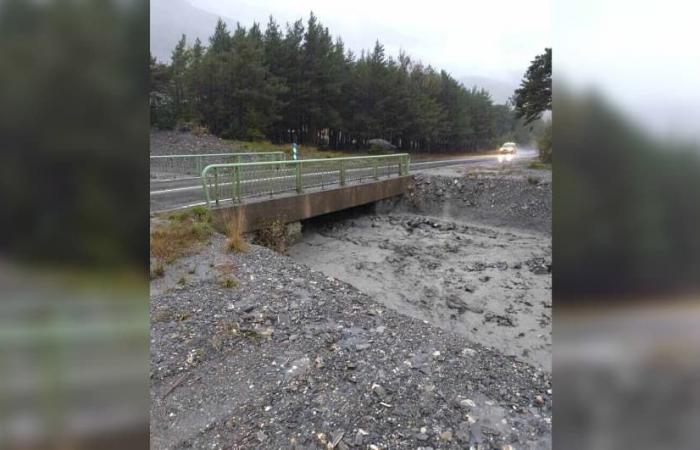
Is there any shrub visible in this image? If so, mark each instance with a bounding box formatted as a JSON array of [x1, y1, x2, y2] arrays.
[[537, 122, 552, 163], [528, 161, 552, 170], [190, 205, 211, 222], [150, 208, 214, 267], [150, 263, 165, 279], [226, 221, 249, 253], [192, 124, 209, 136], [221, 278, 239, 288], [367, 144, 391, 155]]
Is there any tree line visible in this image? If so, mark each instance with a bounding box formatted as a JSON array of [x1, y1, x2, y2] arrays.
[[150, 13, 534, 152]]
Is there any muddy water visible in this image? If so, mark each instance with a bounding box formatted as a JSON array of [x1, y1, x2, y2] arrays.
[[288, 212, 552, 371]]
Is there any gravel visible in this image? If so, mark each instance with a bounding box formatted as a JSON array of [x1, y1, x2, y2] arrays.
[[150, 130, 245, 156], [380, 163, 552, 235], [150, 157, 553, 449], [150, 244, 551, 449]]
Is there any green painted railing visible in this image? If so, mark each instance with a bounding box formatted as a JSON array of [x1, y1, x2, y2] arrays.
[[201, 154, 410, 207], [150, 152, 286, 178]]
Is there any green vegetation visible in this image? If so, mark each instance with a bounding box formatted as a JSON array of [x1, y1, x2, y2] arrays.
[[226, 138, 352, 160], [226, 221, 249, 253], [513, 49, 552, 125], [150, 13, 536, 153], [221, 278, 239, 289], [150, 208, 214, 271], [537, 122, 552, 163], [152, 307, 191, 323], [512, 49, 552, 163], [527, 161, 552, 170]]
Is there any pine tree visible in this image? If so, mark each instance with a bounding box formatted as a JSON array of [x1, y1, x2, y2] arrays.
[[152, 13, 540, 154], [513, 48, 551, 125]]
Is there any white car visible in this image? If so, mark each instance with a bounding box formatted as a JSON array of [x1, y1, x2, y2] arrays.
[[499, 142, 518, 154]]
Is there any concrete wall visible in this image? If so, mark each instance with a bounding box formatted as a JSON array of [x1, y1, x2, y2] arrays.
[[212, 176, 413, 232]]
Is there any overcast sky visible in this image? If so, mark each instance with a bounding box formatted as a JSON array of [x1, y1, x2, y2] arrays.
[[556, 0, 700, 139], [188, 0, 550, 86]]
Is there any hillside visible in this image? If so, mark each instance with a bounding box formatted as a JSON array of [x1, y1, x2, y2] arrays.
[[150, 0, 233, 62]]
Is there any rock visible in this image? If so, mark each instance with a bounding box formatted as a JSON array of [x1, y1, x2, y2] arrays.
[[462, 348, 477, 357], [440, 431, 453, 441], [354, 429, 368, 446], [459, 398, 476, 409], [455, 422, 470, 443], [330, 430, 345, 448], [416, 433, 429, 441], [286, 356, 311, 379], [371, 384, 387, 400]]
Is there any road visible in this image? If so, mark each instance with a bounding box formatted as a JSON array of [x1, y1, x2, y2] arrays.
[[150, 149, 537, 212]]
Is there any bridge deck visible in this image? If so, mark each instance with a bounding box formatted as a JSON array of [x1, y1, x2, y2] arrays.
[[210, 175, 413, 232]]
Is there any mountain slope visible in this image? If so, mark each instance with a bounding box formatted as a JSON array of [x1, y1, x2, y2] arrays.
[[150, 0, 233, 62]]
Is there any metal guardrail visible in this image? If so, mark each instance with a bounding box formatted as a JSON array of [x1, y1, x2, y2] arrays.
[[201, 154, 410, 207], [150, 152, 286, 178]]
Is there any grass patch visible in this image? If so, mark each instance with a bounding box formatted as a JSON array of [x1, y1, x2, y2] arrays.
[[150, 263, 165, 279], [225, 138, 504, 162], [225, 139, 362, 160], [152, 307, 191, 323], [226, 221, 249, 253], [150, 208, 214, 271], [527, 175, 540, 185], [221, 277, 239, 289], [528, 161, 552, 170]]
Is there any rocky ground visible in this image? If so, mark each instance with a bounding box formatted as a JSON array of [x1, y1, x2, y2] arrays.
[[151, 242, 551, 450], [390, 161, 551, 235], [150, 129, 244, 156], [150, 159, 552, 449]]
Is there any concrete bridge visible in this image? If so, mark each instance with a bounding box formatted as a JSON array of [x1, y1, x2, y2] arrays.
[[199, 154, 412, 232], [149, 153, 520, 213]]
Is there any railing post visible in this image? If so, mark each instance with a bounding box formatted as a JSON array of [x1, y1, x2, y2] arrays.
[[234, 166, 241, 203], [296, 162, 303, 193], [373, 158, 379, 180], [340, 160, 346, 186], [214, 169, 219, 206], [214, 167, 219, 206]]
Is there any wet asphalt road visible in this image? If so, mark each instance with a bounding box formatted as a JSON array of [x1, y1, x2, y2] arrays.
[[149, 149, 537, 212]]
